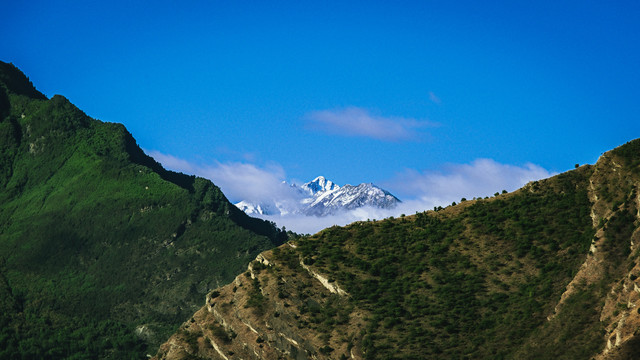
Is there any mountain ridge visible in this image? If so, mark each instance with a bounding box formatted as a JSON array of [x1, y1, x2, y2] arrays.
[[0, 61, 287, 358], [235, 176, 400, 217]]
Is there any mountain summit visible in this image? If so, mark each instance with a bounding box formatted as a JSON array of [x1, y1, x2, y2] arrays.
[[301, 176, 339, 195], [304, 181, 400, 216], [235, 176, 400, 216]]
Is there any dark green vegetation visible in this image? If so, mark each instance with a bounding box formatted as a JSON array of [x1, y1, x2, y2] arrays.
[[295, 168, 598, 359], [281, 142, 640, 360], [0, 61, 286, 359]]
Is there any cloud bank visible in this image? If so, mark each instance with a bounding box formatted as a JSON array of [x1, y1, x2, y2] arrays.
[[148, 150, 555, 235], [147, 150, 290, 203], [386, 158, 555, 205], [264, 159, 554, 234], [306, 107, 433, 142]]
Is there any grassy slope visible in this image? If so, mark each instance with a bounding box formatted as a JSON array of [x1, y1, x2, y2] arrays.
[[0, 62, 286, 359]]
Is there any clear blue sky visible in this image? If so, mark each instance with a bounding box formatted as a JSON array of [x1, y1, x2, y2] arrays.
[[2, 1, 639, 205]]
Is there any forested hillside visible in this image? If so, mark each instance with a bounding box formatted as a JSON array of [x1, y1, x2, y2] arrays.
[[0, 61, 287, 358], [156, 139, 640, 360]]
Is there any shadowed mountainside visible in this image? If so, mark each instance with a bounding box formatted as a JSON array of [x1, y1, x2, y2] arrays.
[[0, 61, 287, 358]]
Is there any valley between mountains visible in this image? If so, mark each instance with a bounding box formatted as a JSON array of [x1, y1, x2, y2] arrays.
[[2, 61, 640, 359], [154, 140, 640, 359]]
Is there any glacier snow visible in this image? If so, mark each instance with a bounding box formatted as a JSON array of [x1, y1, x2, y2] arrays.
[[235, 176, 400, 217]]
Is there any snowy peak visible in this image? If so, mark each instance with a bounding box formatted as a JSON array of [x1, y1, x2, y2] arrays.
[[235, 176, 400, 217], [304, 182, 400, 216], [301, 176, 340, 195]]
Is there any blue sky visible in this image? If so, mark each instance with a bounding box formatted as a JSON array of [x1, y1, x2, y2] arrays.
[[2, 1, 639, 231]]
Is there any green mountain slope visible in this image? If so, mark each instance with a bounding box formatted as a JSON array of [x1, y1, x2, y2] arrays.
[[0, 61, 286, 359], [155, 140, 640, 360]]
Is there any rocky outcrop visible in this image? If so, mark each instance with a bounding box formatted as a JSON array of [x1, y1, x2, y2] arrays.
[[548, 149, 640, 359], [299, 257, 348, 297], [154, 246, 367, 360]]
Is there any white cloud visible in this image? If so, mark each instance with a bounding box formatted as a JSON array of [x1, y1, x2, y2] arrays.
[[148, 150, 556, 235], [255, 205, 403, 235], [146, 150, 289, 203], [257, 212, 359, 235], [256, 200, 448, 235], [306, 107, 434, 142], [384, 158, 555, 208], [262, 159, 555, 235], [147, 151, 197, 173]]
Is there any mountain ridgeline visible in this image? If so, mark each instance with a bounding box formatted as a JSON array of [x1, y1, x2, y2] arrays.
[[235, 176, 401, 217], [0, 61, 287, 358], [156, 140, 640, 359]]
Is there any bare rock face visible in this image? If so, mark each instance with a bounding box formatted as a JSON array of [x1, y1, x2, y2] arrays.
[[547, 146, 640, 360], [589, 152, 640, 360], [154, 246, 367, 360]]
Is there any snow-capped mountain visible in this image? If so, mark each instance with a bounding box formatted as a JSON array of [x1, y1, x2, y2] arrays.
[[300, 176, 339, 196], [234, 176, 400, 216], [304, 182, 400, 216]]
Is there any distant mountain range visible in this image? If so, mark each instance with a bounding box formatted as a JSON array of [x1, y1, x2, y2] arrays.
[[235, 176, 401, 216]]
